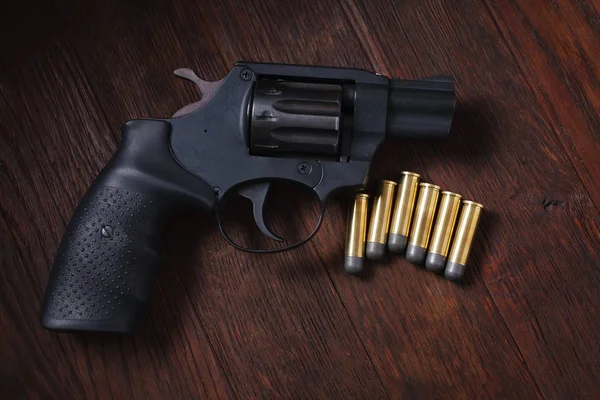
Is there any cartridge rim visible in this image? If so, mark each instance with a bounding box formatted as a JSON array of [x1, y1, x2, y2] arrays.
[[381, 180, 398, 187], [441, 191, 462, 198], [462, 200, 484, 209], [355, 193, 370, 199], [401, 171, 421, 178], [419, 183, 441, 190]]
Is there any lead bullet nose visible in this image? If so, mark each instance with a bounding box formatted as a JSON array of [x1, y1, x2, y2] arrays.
[[344, 256, 364, 275], [388, 234, 407, 253], [425, 253, 446, 273], [365, 242, 386, 260], [406, 245, 426, 265], [445, 261, 466, 281]]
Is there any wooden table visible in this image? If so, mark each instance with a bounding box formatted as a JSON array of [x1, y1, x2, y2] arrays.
[[2, 0, 599, 398]]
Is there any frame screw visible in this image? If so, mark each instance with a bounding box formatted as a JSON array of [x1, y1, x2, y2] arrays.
[[101, 225, 114, 238], [297, 162, 312, 175], [240, 69, 254, 81]]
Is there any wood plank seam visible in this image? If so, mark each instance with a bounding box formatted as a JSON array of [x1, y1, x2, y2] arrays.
[[483, 0, 600, 217], [313, 246, 389, 397], [272, 2, 438, 393], [480, 2, 600, 397], [44, 4, 121, 145], [38, 4, 239, 396], [338, 1, 437, 177], [67, 49, 121, 145], [166, 3, 395, 394], [162, 267, 238, 397], [45, 3, 386, 396], [163, 5, 389, 394], [340, 1, 550, 397], [479, 275, 546, 400], [339, 0, 390, 75], [11, 0, 598, 396]]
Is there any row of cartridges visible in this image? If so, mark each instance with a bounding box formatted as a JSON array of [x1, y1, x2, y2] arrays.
[[345, 171, 483, 281]]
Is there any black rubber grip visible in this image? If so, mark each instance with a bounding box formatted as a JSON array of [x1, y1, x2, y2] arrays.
[[40, 119, 216, 333]]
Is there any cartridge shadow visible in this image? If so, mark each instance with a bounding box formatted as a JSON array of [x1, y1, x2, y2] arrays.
[[413, 100, 497, 169]]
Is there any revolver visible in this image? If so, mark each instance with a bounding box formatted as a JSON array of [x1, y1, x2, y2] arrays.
[[40, 62, 456, 333]]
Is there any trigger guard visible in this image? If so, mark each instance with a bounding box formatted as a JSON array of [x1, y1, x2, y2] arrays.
[[216, 197, 326, 254]]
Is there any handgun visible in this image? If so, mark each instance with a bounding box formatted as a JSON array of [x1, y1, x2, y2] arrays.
[[40, 62, 455, 333]]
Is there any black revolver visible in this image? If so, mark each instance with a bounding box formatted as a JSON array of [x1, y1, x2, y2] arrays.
[[40, 62, 455, 333]]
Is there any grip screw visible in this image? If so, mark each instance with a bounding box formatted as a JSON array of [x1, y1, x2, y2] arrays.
[[297, 162, 312, 175], [240, 69, 254, 81], [101, 225, 114, 238]]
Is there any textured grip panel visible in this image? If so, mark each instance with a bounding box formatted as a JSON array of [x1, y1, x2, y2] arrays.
[[42, 186, 163, 332], [40, 119, 216, 333]]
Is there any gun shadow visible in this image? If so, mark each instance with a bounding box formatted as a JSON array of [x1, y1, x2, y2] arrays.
[[70, 101, 498, 349]]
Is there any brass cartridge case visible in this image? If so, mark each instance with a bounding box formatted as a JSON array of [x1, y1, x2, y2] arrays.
[[445, 200, 484, 281], [425, 191, 462, 272], [344, 193, 370, 274], [406, 183, 440, 265], [366, 180, 397, 260], [388, 172, 421, 253]]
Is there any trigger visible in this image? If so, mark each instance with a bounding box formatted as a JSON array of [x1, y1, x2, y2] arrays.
[[237, 183, 284, 242]]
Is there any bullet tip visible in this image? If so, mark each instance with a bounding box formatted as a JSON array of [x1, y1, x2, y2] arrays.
[[388, 234, 407, 253], [344, 256, 364, 275], [445, 261, 466, 281], [406, 245, 426, 265], [425, 253, 446, 273], [366, 242, 386, 260]]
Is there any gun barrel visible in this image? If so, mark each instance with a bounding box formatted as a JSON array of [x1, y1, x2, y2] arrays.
[[386, 76, 456, 139]]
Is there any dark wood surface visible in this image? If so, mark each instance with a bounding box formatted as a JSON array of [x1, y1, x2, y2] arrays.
[[1, 0, 599, 398]]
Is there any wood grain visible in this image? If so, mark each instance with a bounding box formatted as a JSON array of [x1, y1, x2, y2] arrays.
[[486, 0, 600, 212], [341, 0, 600, 397], [7, 0, 387, 398], [482, 1, 600, 397], [1, 0, 600, 398], [0, 4, 232, 399]]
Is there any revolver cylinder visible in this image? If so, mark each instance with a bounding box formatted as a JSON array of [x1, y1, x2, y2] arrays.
[[250, 80, 345, 158]]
